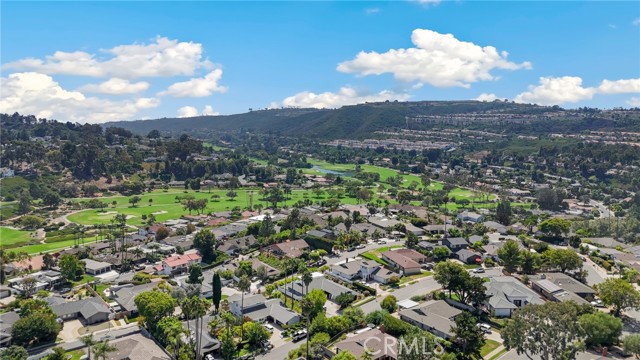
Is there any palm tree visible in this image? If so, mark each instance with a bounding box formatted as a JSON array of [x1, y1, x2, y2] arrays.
[[165, 323, 187, 359], [92, 340, 116, 360], [300, 296, 313, 360], [182, 296, 210, 360], [80, 335, 97, 360], [237, 275, 251, 340], [301, 270, 313, 296]]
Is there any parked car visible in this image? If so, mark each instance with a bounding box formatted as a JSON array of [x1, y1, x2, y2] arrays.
[[356, 244, 366, 249], [591, 299, 604, 307], [262, 341, 273, 350], [263, 323, 274, 332], [292, 332, 306, 342], [205, 354, 214, 360], [473, 268, 485, 273], [477, 323, 492, 333]]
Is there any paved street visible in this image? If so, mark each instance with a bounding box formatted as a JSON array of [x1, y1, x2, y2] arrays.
[[388, 277, 440, 301], [255, 338, 305, 360]]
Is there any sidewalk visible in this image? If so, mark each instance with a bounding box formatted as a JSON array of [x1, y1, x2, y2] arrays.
[[484, 345, 506, 360]]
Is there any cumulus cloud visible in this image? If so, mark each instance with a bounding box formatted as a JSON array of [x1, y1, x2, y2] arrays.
[[271, 86, 410, 109], [633, 17, 640, 26], [0, 72, 159, 123], [597, 79, 640, 94], [79, 78, 149, 94], [177, 106, 199, 118], [627, 97, 640, 107], [3, 36, 212, 79], [202, 105, 219, 116], [475, 93, 498, 102], [413, 0, 441, 6], [159, 69, 226, 97], [365, 7, 380, 14], [337, 29, 531, 88], [514, 76, 640, 105]]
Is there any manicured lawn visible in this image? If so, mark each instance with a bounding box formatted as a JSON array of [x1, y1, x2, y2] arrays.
[[0, 226, 33, 246], [67, 350, 85, 360], [16, 239, 88, 255], [399, 271, 433, 284], [68, 188, 354, 226], [360, 251, 389, 266], [481, 340, 501, 357], [71, 274, 97, 287]]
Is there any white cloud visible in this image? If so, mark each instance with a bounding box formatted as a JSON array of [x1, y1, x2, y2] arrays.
[[3, 36, 212, 79], [475, 93, 498, 102], [608, 24, 617, 29], [627, 97, 640, 107], [633, 17, 640, 26], [271, 86, 411, 109], [414, 0, 441, 6], [514, 76, 640, 105], [365, 7, 380, 14], [177, 106, 199, 118], [0, 72, 159, 123], [514, 76, 596, 105], [159, 69, 226, 97], [597, 78, 640, 94], [202, 105, 219, 116], [79, 78, 150, 94], [337, 29, 531, 88]]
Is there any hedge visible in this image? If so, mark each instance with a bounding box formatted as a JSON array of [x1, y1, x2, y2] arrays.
[[304, 235, 335, 252], [352, 281, 377, 296]]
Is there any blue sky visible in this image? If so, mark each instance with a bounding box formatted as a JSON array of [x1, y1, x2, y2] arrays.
[[1, 1, 639, 123]]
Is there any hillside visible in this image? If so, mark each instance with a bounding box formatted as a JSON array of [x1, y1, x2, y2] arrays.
[[107, 100, 580, 139]]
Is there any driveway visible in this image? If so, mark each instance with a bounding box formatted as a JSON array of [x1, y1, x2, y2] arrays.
[[387, 277, 440, 301], [470, 268, 503, 279], [325, 301, 341, 317], [58, 319, 84, 341], [269, 323, 287, 348]]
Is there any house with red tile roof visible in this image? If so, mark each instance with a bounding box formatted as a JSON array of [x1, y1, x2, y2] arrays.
[[160, 253, 202, 276]]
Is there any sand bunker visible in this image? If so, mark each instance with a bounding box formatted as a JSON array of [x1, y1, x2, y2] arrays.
[[125, 215, 137, 219], [151, 210, 168, 215], [98, 211, 118, 216]]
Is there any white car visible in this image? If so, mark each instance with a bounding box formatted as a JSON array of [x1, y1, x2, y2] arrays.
[[263, 323, 274, 332], [205, 354, 214, 360]]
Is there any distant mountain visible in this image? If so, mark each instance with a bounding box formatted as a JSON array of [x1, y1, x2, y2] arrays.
[[106, 100, 638, 139]]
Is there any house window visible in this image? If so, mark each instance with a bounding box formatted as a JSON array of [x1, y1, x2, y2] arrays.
[[513, 300, 522, 307]]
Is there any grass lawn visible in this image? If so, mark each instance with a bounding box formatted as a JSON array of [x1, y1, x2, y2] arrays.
[[71, 274, 97, 287], [399, 271, 433, 284], [361, 251, 389, 266], [0, 226, 33, 246], [15, 239, 81, 255], [66, 350, 85, 360], [481, 340, 501, 357]]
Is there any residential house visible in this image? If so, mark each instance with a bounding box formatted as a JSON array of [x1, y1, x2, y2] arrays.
[[530, 273, 596, 302], [399, 300, 462, 339], [111, 281, 167, 316], [49, 296, 112, 324], [457, 211, 485, 223], [485, 276, 544, 317], [423, 224, 460, 235], [483, 221, 508, 234], [182, 315, 221, 355], [404, 223, 425, 236], [8, 270, 63, 294], [442, 237, 469, 251], [268, 239, 310, 259], [381, 250, 424, 275], [82, 259, 112, 275], [159, 253, 202, 276], [0, 311, 19, 347], [370, 268, 401, 284], [368, 217, 402, 231], [280, 274, 358, 302], [456, 249, 482, 264], [334, 328, 398, 360], [228, 293, 300, 326], [223, 258, 281, 282], [103, 329, 172, 360], [530, 278, 588, 305], [330, 259, 379, 282], [218, 235, 258, 255]]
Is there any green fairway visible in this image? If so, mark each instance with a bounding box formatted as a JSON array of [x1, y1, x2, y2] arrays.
[[67, 188, 367, 226], [0, 226, 33, 246]]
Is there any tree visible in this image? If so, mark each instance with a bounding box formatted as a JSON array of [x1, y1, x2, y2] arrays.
[[193, 229, 217, 263], [12, 311, 61, 346], [539, 218, 571, 238], [333, 352, 357, 360], [520, 250, 540, 275], [92, 341, 116, 360], [42, 192, 62, 209], [335, 292, 356, 308], [307, 288, 327, 317], [381, 295, 398, 313], [502, 302, 585, 360], [187, 263, 203, 285], [0, 346, 28, 360], [212, 273, 222, 313], [219, 325, 236, 360], [20, 277, 37, 298], [433, 261, 467, 297], [496, 199, 512, 225], [596, 278, 640, 316], [128, 195, 141, 207], [46, 347, 66, 360], [406, 232, 419, 249], [80, 335, 97, 360], [623, 334, 640, 358], [42, 253, 56, 270], [568, 235, 581, 248], [226, 190, 237, 200], [134, 290, 177, 333], [256, 265, 269, 284], [158, 317, 188, 359], [244, 321, 270, 348], [284, 208, 302, 239], [258, 214, 275, 238], [497, 240, 522, 273], [300, 295, 314, 360], [451, 312, 485, 360], [432, 246, 450, 261], [181, 296, 209, 360], [237, 275, 251, 339], [548, 249, 582, 273], [301, 270, 313, 295], [59, 254, 84, 282], [578, 312, 622, 347], [19, 215, 44, 230]]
